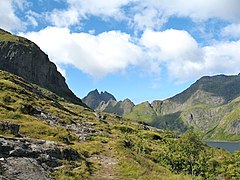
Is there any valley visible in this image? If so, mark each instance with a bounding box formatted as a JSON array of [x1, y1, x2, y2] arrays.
[[84, 74, 240, 141], [0, 28, 239, 179]]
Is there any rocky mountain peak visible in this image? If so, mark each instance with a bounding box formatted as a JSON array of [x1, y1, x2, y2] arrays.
[[83, 89, 116, 109], [0, 29, 84, 106]]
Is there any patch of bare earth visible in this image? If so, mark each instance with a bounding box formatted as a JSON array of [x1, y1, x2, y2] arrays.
[[89, 155, 118, 180]]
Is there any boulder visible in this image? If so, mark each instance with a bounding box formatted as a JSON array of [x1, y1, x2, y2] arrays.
[[0, 121, 20, 135]]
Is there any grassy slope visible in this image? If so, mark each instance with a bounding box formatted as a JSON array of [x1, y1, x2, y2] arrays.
[[124, 101, 157, 122], [1, 70, 239, 179], [0, 70, 194, 179], [180, 97, 240, 141], [0, 29, 33, 46], [125, 90, 240, 141]]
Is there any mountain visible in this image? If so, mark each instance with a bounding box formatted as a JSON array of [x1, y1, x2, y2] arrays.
[[169, 74, 240, 105], [0, 70, 238, 179], [0, 28, 84, 106], [0, 28, 239, 179], [86, 74, 240, 140], [82, 89, 116, 109], [83, 89, 135, 116], [125, 74, 240, 140], [97, 98, 135, 116]]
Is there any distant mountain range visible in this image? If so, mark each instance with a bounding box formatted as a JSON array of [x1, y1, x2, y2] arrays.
[[83, 89, 135, 116], [0, 28, 239, 179], [84, 74, 240, 141], [1, 27, 239, 141]]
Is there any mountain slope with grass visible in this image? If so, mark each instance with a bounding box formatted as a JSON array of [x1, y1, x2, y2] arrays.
[[84, 74, 240, 140], [0, 29, 239, 179], [1, 71, 239, 179], [125, 74, 240, 140]]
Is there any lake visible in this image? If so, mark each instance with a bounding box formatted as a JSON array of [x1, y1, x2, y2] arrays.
[[206, 141, 240, 153]]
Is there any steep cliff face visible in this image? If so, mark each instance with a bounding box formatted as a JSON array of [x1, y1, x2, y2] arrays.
[[0, 29, 84, 106]]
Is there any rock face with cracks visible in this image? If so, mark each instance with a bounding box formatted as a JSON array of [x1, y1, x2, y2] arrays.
[[0, 136, 80, 180], [0, 28, 84, 106]]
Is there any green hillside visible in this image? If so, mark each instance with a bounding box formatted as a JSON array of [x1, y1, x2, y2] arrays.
[[1, 70, 239, 179], [124, 75, 240, 141]]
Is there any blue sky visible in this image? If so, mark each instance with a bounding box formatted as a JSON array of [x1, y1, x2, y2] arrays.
[[1, 0, 240, 103]]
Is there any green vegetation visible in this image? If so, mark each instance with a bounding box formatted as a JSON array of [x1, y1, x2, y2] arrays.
[[125, 101, 157, 122], [91, 73, 240, 142], [0, 70, 240, 179], [0, 29, 33, 46], [124, 89, 240, 141]]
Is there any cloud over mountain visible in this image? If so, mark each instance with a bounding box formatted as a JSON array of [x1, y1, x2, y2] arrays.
[[3, 0, 240, 87], [19, 27, 143, 78], [20, 26, 240, 82]]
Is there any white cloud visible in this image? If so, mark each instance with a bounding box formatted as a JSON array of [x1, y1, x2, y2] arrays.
[[2, 0, 240, 33], [44, 0, 240, 31], [140, 29, 203, 78], [221, 23, 240, 39], [203, 41, 240, 75], [0, 0, 25, 31], [46, 8, 80, 27], [141, 29, 202, 61], [46, 0, 134, 27], [140, 29, 240, 81], [131, 0, 240, 30], [157, 0, 240, 22], [19, 27, 240, 82], [19, 26, 143, 78], [25, 10, 41, 27], [132, 8, 167, 31]]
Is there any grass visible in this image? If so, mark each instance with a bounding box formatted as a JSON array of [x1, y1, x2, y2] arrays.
[[0, 70, 239, 179], [0, 30, 33, 46], [125, 101, 157, 122]]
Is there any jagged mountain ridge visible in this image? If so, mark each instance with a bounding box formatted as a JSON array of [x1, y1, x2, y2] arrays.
[[83, 89, 135, 116], [97, 98, 135, 116], [82, 89, 117, 109], [169, 74, 240, 104], [85, 74, 240, 140], [0, 29, 84, 106]]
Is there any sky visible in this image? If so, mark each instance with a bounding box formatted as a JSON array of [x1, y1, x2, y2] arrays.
[[1, 0, 240, 104]]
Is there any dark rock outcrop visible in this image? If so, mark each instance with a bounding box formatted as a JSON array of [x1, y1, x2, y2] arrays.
[[0, 28, 85, 106], [0, 136, 81, 180], [0, 157, 51, 180], [0, 121, 20, 136]]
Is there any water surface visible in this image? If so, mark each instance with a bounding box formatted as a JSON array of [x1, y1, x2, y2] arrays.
[[206, 141, 240, 153]]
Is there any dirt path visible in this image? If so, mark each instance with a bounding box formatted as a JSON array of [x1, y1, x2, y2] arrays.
[[89, 154, 118, 180]]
